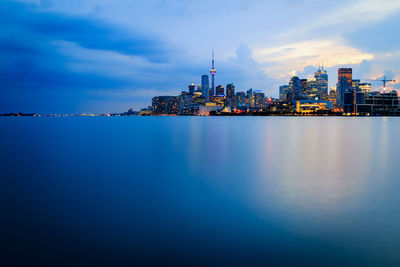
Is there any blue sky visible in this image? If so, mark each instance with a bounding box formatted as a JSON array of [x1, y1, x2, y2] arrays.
[[2, 0, 400, 113]]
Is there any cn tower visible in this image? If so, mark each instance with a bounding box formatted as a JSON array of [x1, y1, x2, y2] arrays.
[[210, 48, 216, 96]]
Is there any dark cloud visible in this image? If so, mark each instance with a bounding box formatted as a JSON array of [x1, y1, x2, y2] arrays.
[[0, 1, 174, 113], [0, 1, 170, 61], [0, 1, 274, 113]]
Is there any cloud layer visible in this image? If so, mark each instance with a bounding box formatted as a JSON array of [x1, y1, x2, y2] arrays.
[[1, 0, 400, 113]]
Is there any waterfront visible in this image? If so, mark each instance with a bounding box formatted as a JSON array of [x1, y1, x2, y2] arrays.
[[1, 117, 400, 266]]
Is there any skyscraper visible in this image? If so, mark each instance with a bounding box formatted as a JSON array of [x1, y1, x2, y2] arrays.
[[337, 68, 353, 107], [226, 83, 235, 107], [210, 48, 216, 95], [338, 68, 352, 87], [216, 85, 224, 96], [279, 85, 290, 101], [253, 91, 265, 108], [235, 92, 246, 107], [329, 86, 337, 106], [289, 75, 303, 101], [201, 75, 210, 100], [152, 96, 180, 115], [315, 67, 328, 99], [188, 83, 195, 94], [246, 89, 254, 107]]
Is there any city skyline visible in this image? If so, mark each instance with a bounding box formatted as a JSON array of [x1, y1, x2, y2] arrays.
[[145, 53, 399, 116], [2, 0, 400, 113]]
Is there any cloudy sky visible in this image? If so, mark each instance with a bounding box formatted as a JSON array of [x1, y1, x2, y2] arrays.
[[2, 0, 400, 113]]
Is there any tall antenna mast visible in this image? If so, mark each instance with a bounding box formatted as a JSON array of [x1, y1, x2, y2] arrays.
[[210, 47, 216, 94]]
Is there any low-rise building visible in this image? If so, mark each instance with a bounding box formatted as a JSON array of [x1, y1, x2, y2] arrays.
[[357, 91, 400, 115]]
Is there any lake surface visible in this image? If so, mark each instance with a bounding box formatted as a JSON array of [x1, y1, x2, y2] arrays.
[[1, 117, 400, 266]]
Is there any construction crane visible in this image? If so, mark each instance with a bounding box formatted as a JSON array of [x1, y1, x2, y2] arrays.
[[362, 75, 397, 91], [359, 76, 397, 114]]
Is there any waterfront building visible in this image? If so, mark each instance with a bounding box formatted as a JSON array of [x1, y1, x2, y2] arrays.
[[192, 91, 206, 106], [343, 91, 365, 114], [315, 67, 328, 100], [210, 95, 225, 106], [246, 89, 254, 107], [329, 86, 337, 106], [152, 96, 180, 115], [139, 107, 153, 116], [216, 85, 224, 96], [152, 96, 166, 114], [338, 68, 353, 87], [253, 91, 265, 109], [295, 99, 332, 113], [289, 76, 303, 101], [180, 92, 193, 114], [198, 104, 223, 116], [337, 68, 353, 107], [226, 83, 235, 107], [201, 75, 210, 99], [235, 92, 246, 107], [303, 78, 319, 100], [357, 91, 400, 115], [279, 85, 290, 101]]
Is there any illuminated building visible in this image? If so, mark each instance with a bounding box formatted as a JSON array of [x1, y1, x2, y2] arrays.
[[216, 85, 224, 96], [201, 75, 210, 100], [303, 78, 318, 100], [289, 76, 303, 101], [295, 100, 332, 113], [140, 107, 153, 116], [337, 68, 353, 107], [352, 79, 360, 91], [226, 83, 235, 107], [253, 91, 265, 108], [235, 92, 246, 107], [359, 83, 372, 93], [279, 85, 290, 101], [315, 67, 328, 100], [180, 91, 200, 114], [210, 95, 225, 106], [198, 104, 222, 116], [192, 91, 205, 106], [152, 96, 180, 114], [329, 86, 337, 106], [246, 89, 254, 107], [338, 68, 352, 87], [188, 83, 195, 94], [301, 79, 308, 94], [357, 91, 400, 115], [152, 96, 166, 114]]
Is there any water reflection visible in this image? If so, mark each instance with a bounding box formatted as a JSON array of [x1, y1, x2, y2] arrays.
[[2, 117, 400, 265]]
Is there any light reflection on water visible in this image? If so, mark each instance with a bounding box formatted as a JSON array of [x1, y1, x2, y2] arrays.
[[184, 117, 400, 263], [1, 116, 400, 265]]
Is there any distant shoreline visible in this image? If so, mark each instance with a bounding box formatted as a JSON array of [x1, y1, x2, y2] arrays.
[[2, 113, 400, 117]]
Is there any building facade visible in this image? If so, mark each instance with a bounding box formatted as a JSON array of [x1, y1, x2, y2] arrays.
[[201, 75, 210, 100]]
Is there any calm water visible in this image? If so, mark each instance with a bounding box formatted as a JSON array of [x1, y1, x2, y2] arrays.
[[1, 117, 400, 266]]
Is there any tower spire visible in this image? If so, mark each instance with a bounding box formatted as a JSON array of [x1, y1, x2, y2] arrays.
[[212, 47, 215, 69], [210, 47, 216, 95]]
